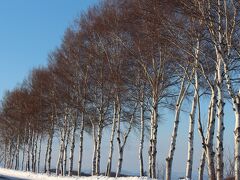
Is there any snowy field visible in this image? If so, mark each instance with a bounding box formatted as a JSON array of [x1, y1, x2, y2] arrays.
[[0, 168, 153, 180]]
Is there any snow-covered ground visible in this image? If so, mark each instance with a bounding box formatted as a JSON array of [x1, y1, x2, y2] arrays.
[[0, 168, 152, 180]]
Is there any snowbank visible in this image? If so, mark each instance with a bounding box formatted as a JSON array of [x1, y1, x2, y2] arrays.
[[0, 168, 152, 180]]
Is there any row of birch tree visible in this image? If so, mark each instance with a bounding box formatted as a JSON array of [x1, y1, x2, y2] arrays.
[[0, 0, 240, 179]]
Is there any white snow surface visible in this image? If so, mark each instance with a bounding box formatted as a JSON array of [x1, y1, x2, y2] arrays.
[[0, 168, 153, 180]]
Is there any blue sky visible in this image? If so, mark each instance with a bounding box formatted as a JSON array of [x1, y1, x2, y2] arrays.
[[0, 0, 98, 99], [0, 1, 236, 178]]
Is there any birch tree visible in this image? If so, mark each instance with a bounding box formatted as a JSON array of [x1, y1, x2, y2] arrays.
[[166, 75, 190, 180], [185, 1, 240, 179]]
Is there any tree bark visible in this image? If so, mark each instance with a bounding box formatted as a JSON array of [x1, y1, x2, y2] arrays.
[[47, 117, 54, 174], [37, 135, 42, 173], [60, 113, 68, 176], [185, 87, 197, 179], [4, 142, 6, 168], [78, 112, 85, 176], [21, 127, 27, 171], [198, 151, 206, 180], [91, 123, 97, 176], [216, 51, 224, 180], [63, 124, 70, 176], [44, 135, 49, 173], [234, 99, 240, 180], [95, 116, 103, 175], [68, 112, 77, 176], [33, 133, 38, 172], [166, 77, 188, 180], [15, 134, 20, 170], [31, 131, 35, 172], [116, 103, 136, 177], [198, 67, 217, 180], [7, 140, 11, 168], [139, 93, 145, 177], [10, 145, 16, 169], [56, 119, 67, 176], [56, 141, 63, 176], [116, 147, 123, 177], [185, 39, 199, 180], [222, 60, 240, 180], [26, 127, 32, 171], [205, 89, 217, 180], [149, 96, 158, 179], [106, 101, 117, 177], [116, 102, 122, 177]]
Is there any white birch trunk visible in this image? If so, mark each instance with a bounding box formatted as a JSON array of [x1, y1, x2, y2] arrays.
[[198, 68, 217, 180], [31, 131, 35, 172], [56, 143, 63, 176], [234, 97, 240, 180], [47, 128, 53, 174], [56, 128, 65, 176], [3, 142, 6, 168], [116, 103, 122, 177], [216, 51, 224, 180], [15, 134, 20, 170], [116, 147, 123, 177], [185, 39, 199, 180], [4, 142, 7, 168], [56, 112, 68, 176], [166, 77, 188, 180], [139, 92, 145, 177], [63, 143, 67, 176], [221, 64, 240, 180], [186, 84, 198, 179], [91, 123, 97, 176], [37, 135, 42, 173], [116, 103, 136, 177], [26, 127, 31, 171], [21, 144, 25, 171], [44, 135, 49, 173], [149, 96, 158, 179], [95, 117, 103, 175], [198, 150, 206, 180], [68, 112, 77, 176], [215, 1, 225, 177], [7, 141, 11, 169], [78, 112, 84, 176], [196, 83, 205, 180], [21, 127, 27, 171], [33, 134, 38, 172], [10, 145, 16, 169], [106, 101, 117, 177], [222, 60, 240, 180], [47, 115, 54, 174], [60, 114, 68, 176], [205, 89, 217, 180], [63, 125, 70, 176]]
